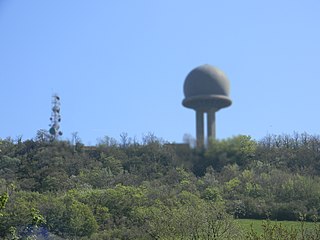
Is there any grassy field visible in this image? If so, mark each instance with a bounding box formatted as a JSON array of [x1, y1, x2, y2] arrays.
[[237, 219, 319, 235]]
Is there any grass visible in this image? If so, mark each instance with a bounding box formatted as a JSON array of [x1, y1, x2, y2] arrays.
[[236, 218, 319, 235]]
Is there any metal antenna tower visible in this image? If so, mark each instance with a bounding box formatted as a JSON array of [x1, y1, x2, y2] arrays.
[[49, 94, 63, 140]]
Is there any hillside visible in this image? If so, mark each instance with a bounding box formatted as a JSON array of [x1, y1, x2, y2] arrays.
[[1, 132, 320, 239]]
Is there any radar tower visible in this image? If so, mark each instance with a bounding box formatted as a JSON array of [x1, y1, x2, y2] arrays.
[[182, 64, 232, 147]]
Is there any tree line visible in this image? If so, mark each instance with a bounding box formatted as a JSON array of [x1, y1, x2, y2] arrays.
[[1, 132, 320, 239]]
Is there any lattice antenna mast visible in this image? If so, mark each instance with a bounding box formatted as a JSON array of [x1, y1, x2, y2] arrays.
[[49, 94, 63, 140]]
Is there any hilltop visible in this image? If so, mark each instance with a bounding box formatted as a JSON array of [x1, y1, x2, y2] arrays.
[[1, 132, 320, 239]]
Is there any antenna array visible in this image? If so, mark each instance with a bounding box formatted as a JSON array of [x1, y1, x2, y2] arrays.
[[49, 94, 63, 139]]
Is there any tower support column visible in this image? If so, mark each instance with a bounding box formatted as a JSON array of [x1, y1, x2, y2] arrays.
[[196, 110, 204, 148], [207, 109, 216, 143]]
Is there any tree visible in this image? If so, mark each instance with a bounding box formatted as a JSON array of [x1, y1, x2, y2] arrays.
[[135, 191, 240, 240], [0, 191, 8, 217], [202, 135, 257, 173]]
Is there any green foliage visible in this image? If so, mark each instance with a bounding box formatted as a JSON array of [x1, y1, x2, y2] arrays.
[[225, 177, 241, 192], [202, 186, 223, 202], [241, 219, 320, 240], [0, 191, 49, 239], [63, 195, 98, 237], [30, 207, 46, 226], [0, 191, 9, 215], [2, 132, 320, 238], [135, 191, 240, 240], [104, 184, 147, 218], [206, 135, 256, 171], [100, 154, 123, 175]]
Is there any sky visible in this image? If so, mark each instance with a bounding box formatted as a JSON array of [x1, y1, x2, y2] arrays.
[[1, 0, 320, 145]]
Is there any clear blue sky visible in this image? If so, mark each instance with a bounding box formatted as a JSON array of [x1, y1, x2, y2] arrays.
[[1, 0, 320, 145]]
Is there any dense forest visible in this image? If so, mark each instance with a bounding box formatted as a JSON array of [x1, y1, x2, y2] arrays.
[[1, 131, 320, 239]]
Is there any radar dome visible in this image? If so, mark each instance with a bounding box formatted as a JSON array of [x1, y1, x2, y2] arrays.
[[182, 64, 232, 111]]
